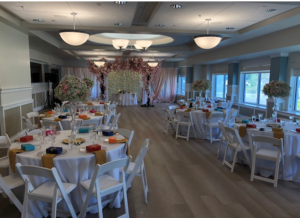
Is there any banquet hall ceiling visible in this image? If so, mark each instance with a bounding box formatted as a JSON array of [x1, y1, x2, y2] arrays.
[[1, 1, 300, 65]]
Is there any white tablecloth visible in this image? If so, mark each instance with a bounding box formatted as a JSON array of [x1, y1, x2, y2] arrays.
[[42, 114, 103, 130], [111, 93, 138, 106], [234, 122, 300, 182], [11, 130, 127, 218]]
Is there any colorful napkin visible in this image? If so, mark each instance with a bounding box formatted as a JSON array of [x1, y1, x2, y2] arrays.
[[272, 128, 284, 140], [92, 150, 106, 165], [42, 154, 58, 169], [54, 118, 62, 122], [206, 111, 211, 119], [109, 138, 130, 156], [239, 125, 247, 137], [9, 149, 26, 173]]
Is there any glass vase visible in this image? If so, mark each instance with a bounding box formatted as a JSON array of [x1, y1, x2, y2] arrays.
[[272, 96, 278, 122], [69, 102, 77, 136], [199, 90, 203, 108]]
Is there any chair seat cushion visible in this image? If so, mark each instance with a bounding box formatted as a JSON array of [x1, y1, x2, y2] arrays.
[[30, 180, 76, 200], [0, 157, 9, 168], [81, 174, 120, 195], [256, 148, 280, 160], [0, 174, 24, 191]]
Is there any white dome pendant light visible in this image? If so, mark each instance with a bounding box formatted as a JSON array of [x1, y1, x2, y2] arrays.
[[59, 12, 90, 46], [194, 19, 222, 49]]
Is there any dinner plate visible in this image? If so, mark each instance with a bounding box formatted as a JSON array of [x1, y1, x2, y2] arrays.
[[37, 149, 67, 157], [79, 147, 107, 153], [62, 138, 85, 145]]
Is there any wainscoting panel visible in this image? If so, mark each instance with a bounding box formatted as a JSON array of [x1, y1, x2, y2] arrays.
[[239, 106, 254, 117], [32, 94, 35, 108], [21, 103, 34, 129], [5, 106, 21, 137]]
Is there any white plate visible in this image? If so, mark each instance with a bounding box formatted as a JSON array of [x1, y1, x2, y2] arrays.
[[37, 149, 67, 157], [79, 147, 107, 153]]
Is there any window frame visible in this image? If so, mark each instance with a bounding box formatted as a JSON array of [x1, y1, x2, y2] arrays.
[[294, 76, 300, 111], [213, 73, 228, 99], [177, 76, 186, 95], [242, 71, 270, 106]]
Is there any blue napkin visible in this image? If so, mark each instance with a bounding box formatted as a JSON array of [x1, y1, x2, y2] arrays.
[[242, 119, 249, 124], [58, 115, 67, 119], [78, 127, 89, 133], [21, 144, 35, 151], [214, 108, 221, 111], [63, 109, 68, 112], [46, 147, 62, 154], [102, 130, 114, 136]]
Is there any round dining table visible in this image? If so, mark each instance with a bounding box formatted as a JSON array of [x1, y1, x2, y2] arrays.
[[11, 130, 127, 218], [234, 121, 300, 182]]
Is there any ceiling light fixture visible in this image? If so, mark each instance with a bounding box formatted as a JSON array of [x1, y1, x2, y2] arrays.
[[194, 19, 222, 49], [148, 62, 158, 67], [112, 39, 152, 52], [170, 4, 182, 9], [114, 1, 127, 4], [265, 8, 277, 12], [33, 19, 44, 22], [155, 24, 164, 27], [59, 12, 90, 46], [94, 61, 105, 67]]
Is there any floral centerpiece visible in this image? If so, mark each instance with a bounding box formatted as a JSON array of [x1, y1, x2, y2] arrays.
[[192, 80, 211, 106], [82, 78, 94, 89], [262, 80, 291, 120]]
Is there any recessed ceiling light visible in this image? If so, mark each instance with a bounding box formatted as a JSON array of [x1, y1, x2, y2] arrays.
[[114, 23, 124, 26], [170, 4, 182, 9], [226, 27, 234, 30], [265, 8, 277, 12], [114, 1, 127, 4], [155, 24, 164, 27], [33, 19, 44, 22]]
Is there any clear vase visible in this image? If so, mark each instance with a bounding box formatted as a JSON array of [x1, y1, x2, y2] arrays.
[[69, 102, 77, 136], [199, 90, 203, 108], [272, 96, 278, 122]]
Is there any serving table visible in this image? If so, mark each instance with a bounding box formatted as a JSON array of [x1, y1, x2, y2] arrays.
[[234, 122, 300, 182], [111, 93, 138, 106], [10, 130, 127, 218]]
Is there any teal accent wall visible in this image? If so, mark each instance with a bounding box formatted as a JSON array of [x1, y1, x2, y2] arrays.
[[270, 57, 288, 82], [228, 63, 239, 85]]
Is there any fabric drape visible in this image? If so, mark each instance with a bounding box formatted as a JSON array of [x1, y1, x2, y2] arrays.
[[151, 68, 177, 103]]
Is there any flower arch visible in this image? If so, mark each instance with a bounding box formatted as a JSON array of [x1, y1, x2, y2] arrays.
[[88, 57, 161, 107]]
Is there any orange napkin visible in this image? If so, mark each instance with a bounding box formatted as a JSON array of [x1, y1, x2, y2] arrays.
[[9, 149, 26, 173], [109, 138, 130, 156], [47, 111, 54, 114], [79, 114, 87, 119], [87, 102, 93, 105], [42, 154, 58, 169]]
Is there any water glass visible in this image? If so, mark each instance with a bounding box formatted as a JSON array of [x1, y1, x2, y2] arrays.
[[258, 113, 263, 121], [50, 125, 56, 135], [68, 135, 74, 151], [296, 119, 300, 127], [251, 115, 256, 123], [289, 116, 294, 123], [280, 120, 285, 130], [49, 133, 55, 147], [40, 127, 46, 143], [90, 132, 96, 144]]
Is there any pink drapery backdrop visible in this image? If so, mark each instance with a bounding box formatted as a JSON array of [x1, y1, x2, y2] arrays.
[[61, 67, 108, 100], [151, 68, 178, 103]]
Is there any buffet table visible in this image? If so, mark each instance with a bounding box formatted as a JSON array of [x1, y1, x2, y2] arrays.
[[111, 93, 138, 106], [11, 130, 127, 218], [234, 122, 300, 182]]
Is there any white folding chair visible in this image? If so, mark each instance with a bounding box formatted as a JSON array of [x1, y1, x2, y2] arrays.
[[22, 116, 35, 131], [124, 139, 149, 204], [250, 135, 284, 187], [40, 120, 63, 131], [222, 126, 251, 172], [81, 117, 102, 127], [103, 113, 121, 131], [217, 121, 229, 159], [175, 111, 192, 141], [204, 112, 225, 143], [116, 128, 134, 148], [0, 173, 24, 212], [26, 112, 39, 129], [102, 109, 113, 126], [108, 104, 116, 115], [293, 153, 300, 182], [16, 163, 77, 218], [0, 134, 12, 172], [79, 157, 132, 218]]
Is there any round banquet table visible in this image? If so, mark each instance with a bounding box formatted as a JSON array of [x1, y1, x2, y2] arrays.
[[111, 93, 138, 106], [176, 108, 223, 138], [234, 122, 300, 182], [10, 130, 127, 218], [42, 114, 103, 130]]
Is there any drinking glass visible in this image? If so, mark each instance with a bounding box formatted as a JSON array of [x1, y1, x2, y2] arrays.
[[40, 127, 46, 143], [50, 125, 56, 135], [68, 135, 74, 151], [296, 119, 300, 127], [90, 132, 96, 144], [289, 116, 294, 123], [49, 133, 55, 147], [272, 113, 276, 122], [258, 113, 263, 121], [251, 115, 256, 123], [280, 120, 285, 130]]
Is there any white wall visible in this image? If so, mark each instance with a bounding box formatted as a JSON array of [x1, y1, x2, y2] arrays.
[[30, 49, 63, 66]]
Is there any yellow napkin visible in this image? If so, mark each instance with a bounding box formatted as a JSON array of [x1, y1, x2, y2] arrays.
[[82, 117, 90, 120], [92, 150, 106, 165], [42, 153, 58, 169], [239, 125, 247, 137], [115, 138, 130, 156], [104, 103, 108, 110], [217, 102, 222, 107], [206, 111, 211, 119], [9, 149, 26, 173], [54, 118, 62, 122], [174, 108, 179, 114], [272, 128, 284, 140]]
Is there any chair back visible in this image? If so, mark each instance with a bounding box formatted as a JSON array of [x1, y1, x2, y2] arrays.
[[252, 135, 283, 147], [176, 111, 191, 123], [96, 157, 131, 177], [163, 108, 170, 120], [40, 120, 63, 131], [26, 112, 39, 127], [22, 116, 34, 131], [81, 118, 101, 127], [27, 129, 42, 136], [226, 100, 234, 110], [223, 109, 238, 126], [109, 113, 121, 130], [108, 104, 116, 115], [102, 109, 112, 125], [0, 134, 11, 149], [116, 128, 134, 147], [218, 121, 229, 142]]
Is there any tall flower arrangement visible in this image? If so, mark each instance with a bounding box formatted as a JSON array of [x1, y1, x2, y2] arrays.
[[82, 77, 94, 89], [192, 79, 211, 91], [262, 80, 291, 98]]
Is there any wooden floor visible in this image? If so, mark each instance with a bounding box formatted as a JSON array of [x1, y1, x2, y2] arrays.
[[1, 103, 300, 218]]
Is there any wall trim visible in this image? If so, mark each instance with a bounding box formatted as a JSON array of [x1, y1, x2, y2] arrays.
[[0, 86, 32, 94], [0, 99, 33, 110]]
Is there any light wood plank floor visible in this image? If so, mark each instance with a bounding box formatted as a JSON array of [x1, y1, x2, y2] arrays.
[[1, 103, 300, 218]]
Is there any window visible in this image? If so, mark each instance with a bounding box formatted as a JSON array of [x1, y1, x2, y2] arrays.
[[295, 77, 300, 111], [30, 62, 42, 83], [243, 72, 270, 105], [215, 74, 228, 99], [177, 76, 186, 95]]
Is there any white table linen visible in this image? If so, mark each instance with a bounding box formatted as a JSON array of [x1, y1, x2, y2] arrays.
[[234, 122, 300, 182], [11, 130, 127, 218], [42, 114, 103, 130], [111, 93, 138, 106]]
